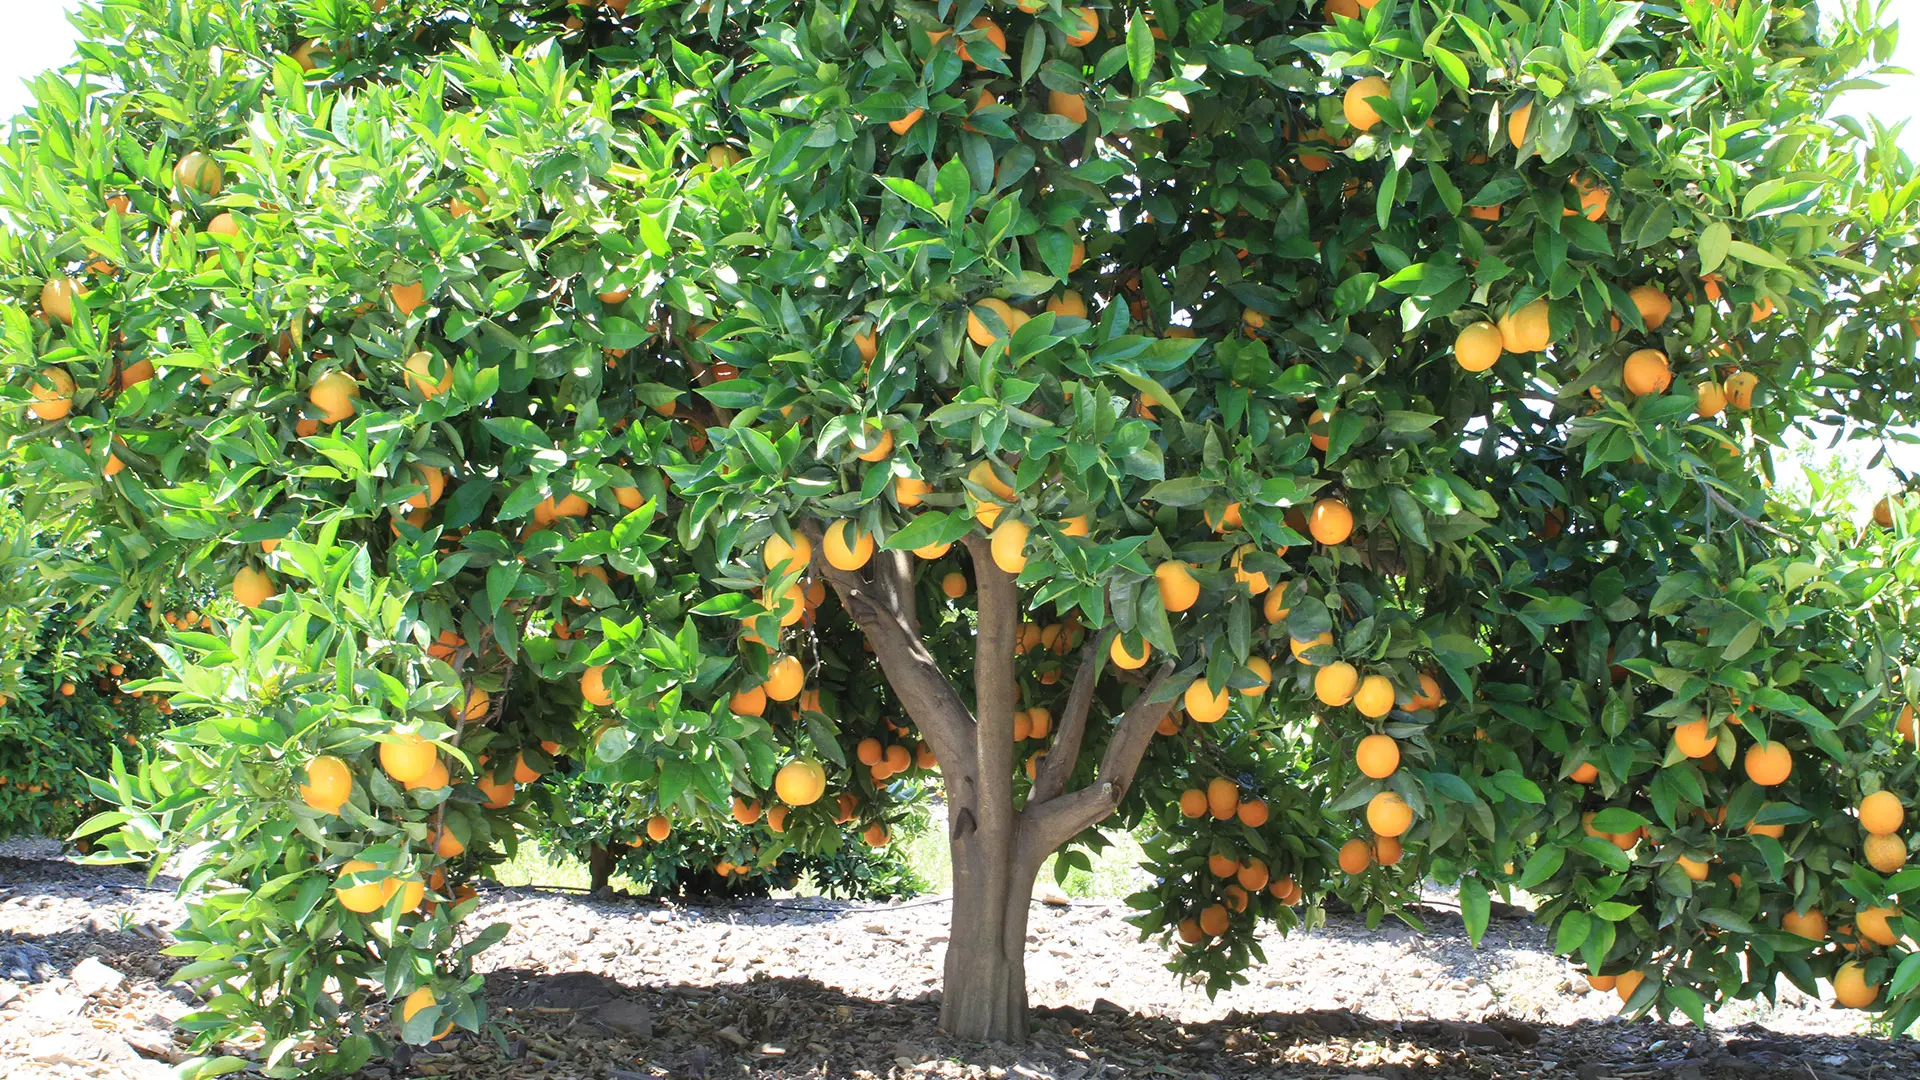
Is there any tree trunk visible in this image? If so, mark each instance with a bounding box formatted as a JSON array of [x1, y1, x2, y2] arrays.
[[588, 842, 615, 893], [938, 805, 1037, 1042]]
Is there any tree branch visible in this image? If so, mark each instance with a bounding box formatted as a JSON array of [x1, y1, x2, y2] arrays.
[[797, 521, 976, 779], [1029, 625, 1115, 806], [1019, 661, 1179, 860]]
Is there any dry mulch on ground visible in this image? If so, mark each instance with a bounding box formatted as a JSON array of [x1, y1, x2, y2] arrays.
[[1, 841, 1913, 1080]]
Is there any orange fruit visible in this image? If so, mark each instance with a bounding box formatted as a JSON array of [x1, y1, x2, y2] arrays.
[[1587, 973, 1617, 992], [853, 428, 894, 462], [1856, 906, 1899, 947], [1865, 833, 1908, 873], [763, 655, 805, 701], [1675, 855, 1709, 881], [390, 281, 427, 316], [512, 753, 542, 784], [1781, 907, 1828, 940], [1744, 742, 1792, 786], [1178, 789, 1208, 818], [1454, 321, 1502, 372], [773, 759, 827, 806], [1048, 290, 1088, 319], [1355, 734, 1399, 779], [1569, 761, 1599, 783], [1366, 791, 1413, 837], [990, 519, 1031, 575], [1176, 918, 1204, 944], [1197, 903, 1230, 937], [174, 151, 224, 196], [1185, 679, 1230, 722], [1047, 90, 1088, 126], [894, 476, 931, 506], [1290, 631, 1334, 665], [300, 755, 353, 813], [967, 298, 1023, 346], [1614, 969, 1645, 1005], [233, 566, 276, 608], [1109, 634, 1149, 670], [1723, 370, 1757, 409], [1833, 962, 1879, 1008], [863, 821, 890, 847], [1155, 561, 1200, 612], [476, 773, 514, 809], [405, 351, 455, 398], [1343, 76, 1389, 131], [1236, 798, 1269, 828], [1497, 299, 1552, 353], [1628, 285, 1672, 329], [728, 685, 766, 717], [1507, 101, 1532, 149], [1206, 777, 1239, 820], [309, 371, 360, 424], [956, 16, 1005, 64], [1674, 717, 1718, 759], [1622, 349, 1672, 396], [334, 859, 389, 913], [646, 814, 671, 842], [28, 366, 77, 419], [1064, 7, 1098, 46], [888, 108, 925, 136], [823, 519, 874, 570], [1309, 498, 1354, 544], [1695, 380, 1728, 419], [403, 759, 450, 792], [1230, 544, 1270, 594], [582, 665, 614, 707], [1860, 790, 1903, 836], [762, 531, 813, 574], [1338, 837, 1373, 874], [1207, 851, 1239, 878], [1352, 675, 1394, 718], [379, 730, 438, 784], [451, 687, 490, 721], [40, 277, 87, 325], [1373, 835, 1403, 866]]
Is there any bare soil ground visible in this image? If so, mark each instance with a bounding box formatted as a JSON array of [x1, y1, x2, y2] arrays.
[[1, 841, 1912, 1080]]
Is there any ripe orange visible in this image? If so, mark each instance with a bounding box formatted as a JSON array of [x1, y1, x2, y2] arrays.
[[762, 531, 812, 573], [1176, 918, 1204, 944], [728, 685, 766, 717], [853, 428, 894, 462], [763, 655, 805, 701], [1497, 299, 1552, 353], [1230, 544, 1270, 594], [1744, 742, 1792, 786], [1695, 380, 1728, 419], [1833, 962, 1879, 1008], [1155, 562, 1200, 612], [823, 519, 874, 571], [28, 366, 77, 419], [405, 351, 455, 398], [1675, 855, 1709, 881], [476, 773, 514, 809], [1352, 675, 1394, 718], [1586, 973, 1617, 992], [1338, 837, 1373, 874], [403, 758, 450, 792], [1722, 370, 1757, 409], [1622, 349, 1671, 396], [1343, 76, 1389, 131], [1860, 791, 1903, 836], [646, 814, 671, 842], [773, 759, 827, 806], [1235, 857, 1270, 892], [888, 108, 924, 136], [1507, 101, 1532, 149], [990, 519, 1031, 575], [335, 859, 389, 913], [309, 370, 360, 424], [1454, 321, 1502, 372], [1674, 717, 1718, 759], [1290, 631, 1334, 665], [174, 151, 224, 196], [1308, 498, 1354, 545], [1178, 789, 1208, 818], [581, 665, 614, 707], [863, 821, 890, 847], [767, 805, 790, 833], [956, 16, 1005, 64], [1206, 777, 1239, 820], [1185, 679, 1230, 722], [300, 755, 353, 813], [430, 823, 465, 859], [1366, 791, 1413, 837], [451, 687, 490, 721], [1864, 833, 1908, 873], [1856, 906, 1899, 947], [1047, 90, 1088, 126], [1262, 580, 1293, 624], [1356, 734, 1400, 779], [856, 738, 883, 767], [1109, 634, 1150, 670], [1628, 285, 1672, 328], [379, 730, 438, 784], [940, 572, 967, 599], [1614, 969, 1646, 1005], [1236, 797, 1269, 828], [233, 567, 276, 608], [893, 476, 931, 507], [1205, 502, 1243, 532], [1064, 7, 1099, 46], [1373, 835, 1403, 866], [389, 281, 427, 316], [1207, 851, 1239, 878], [1197, 903, 1230, 937], [967, 298, 1021, 346], [1781, 907, 1828, 940], [40, 277, 87, 325]]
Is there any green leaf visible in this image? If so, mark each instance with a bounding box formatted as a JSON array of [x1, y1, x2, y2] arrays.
[[1516, 845, 1565, 889], [1556, 910, 1590, 954], [1664, 985, 1706, 1027], [1459, 877, 1490, 947], [1127, 12, 1154, 86], [1698, 221, 1731, 275], [1589, 808, 1649, 833]]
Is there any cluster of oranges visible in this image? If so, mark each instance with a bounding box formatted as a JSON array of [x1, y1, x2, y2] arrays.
[[1170, 777, 1297, 946]]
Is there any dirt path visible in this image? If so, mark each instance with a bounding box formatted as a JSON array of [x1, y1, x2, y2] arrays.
[[1, 843, 1911, 1079]]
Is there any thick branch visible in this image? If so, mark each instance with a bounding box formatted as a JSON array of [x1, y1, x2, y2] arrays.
[[1018, 662, 1178, 863], [797, 521, 976, 778], [1030, 625, 1114, 806]]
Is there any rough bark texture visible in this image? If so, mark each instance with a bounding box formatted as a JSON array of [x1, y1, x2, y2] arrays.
[[793, 521, 1181, 1043]]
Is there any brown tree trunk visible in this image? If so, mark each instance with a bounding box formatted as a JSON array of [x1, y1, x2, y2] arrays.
[[588, 842, 615, 893], [939, 822, 1036, 1042]]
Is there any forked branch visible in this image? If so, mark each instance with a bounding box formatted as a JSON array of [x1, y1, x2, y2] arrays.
[[1029, 625, 1115, 805], [1018, 662, 1179, 864]]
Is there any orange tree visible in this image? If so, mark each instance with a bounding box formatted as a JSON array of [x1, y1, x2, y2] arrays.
[[0, 494, 170, 837], [3, 0, 1920, 1068]]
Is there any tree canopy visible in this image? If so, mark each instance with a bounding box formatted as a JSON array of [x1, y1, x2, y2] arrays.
[[2, 0, 1918, 1072]]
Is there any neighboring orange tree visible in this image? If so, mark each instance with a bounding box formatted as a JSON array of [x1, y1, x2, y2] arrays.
[[4, 0, 1920, 1071]]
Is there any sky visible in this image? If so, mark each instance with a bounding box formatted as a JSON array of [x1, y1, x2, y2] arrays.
[[0, 1, 1913, 503]]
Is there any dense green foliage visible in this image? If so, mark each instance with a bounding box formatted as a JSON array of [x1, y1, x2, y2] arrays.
[[0, 0, 1915, 1072]]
